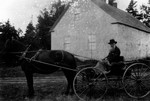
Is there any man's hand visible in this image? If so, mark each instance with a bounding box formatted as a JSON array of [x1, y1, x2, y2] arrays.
[[103, 58, 111, 66]]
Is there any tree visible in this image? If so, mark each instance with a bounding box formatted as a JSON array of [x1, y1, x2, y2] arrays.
[[0, 20, 19, 42], [140, 5, 150, 27], [24, 21, 36, 44], [25, 22, 35, 36], [36, 0, 66, 49], [126, 0, 150, 28], [0, 20, 20, 50], [126, 0, 142, 20], [17, 28, 23, 36]]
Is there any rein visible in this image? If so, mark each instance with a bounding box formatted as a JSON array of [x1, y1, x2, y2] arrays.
[[16, 55, 78, 72], [8, 50, 96, 61]]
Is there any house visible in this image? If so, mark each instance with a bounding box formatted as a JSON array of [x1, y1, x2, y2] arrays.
[[51, 0, 150, 60]]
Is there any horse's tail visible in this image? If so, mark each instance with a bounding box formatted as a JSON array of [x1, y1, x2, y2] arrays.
[[71, 53, 77, 68], [63, 51, 77, 69]]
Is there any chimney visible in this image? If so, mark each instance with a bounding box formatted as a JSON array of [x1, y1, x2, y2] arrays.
[[113, 2, 117, 8], [108, 0, 117, 8], [108, 0, 113, 5]]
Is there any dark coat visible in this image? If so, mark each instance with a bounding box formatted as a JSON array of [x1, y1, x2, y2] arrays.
[[106, 46, 121, 63]]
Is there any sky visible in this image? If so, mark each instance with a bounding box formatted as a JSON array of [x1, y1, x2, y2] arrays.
[[0, 0, 149, 34]]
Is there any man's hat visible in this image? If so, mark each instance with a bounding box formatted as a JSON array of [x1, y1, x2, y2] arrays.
[[108, 39, 117, 44]]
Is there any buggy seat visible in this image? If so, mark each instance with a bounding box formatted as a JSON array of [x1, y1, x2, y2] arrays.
[[108, 56, 125, 76]]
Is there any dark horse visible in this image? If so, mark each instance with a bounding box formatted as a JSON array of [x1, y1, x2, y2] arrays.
[[1, 39, 77, 98]]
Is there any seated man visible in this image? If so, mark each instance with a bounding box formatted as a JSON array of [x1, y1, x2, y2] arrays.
[[103, 39, 121, 71]]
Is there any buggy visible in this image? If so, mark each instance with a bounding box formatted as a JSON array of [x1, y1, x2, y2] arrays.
[[73, 57, 150, 100]]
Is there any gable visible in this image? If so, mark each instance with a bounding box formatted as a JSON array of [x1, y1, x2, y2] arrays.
[[52, 0, 117, 33], [51, 0, 150, 33]]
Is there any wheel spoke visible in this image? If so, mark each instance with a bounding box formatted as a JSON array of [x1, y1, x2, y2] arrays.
[[124, 81, 134, 88], [141, 76, 150, 81], [76, 86, 88, 92], [73, 67, 107, 100], [130, 75, 136, 80], [123, 63, 150, 98], [136, 65, 139, 77], [134, 82, 149, 97], [137, 64, 142, 77], [140, 82, 148, 91], [126, 85, 136, 94], [141, 68, 148, 77], [141, 73, 150, 81], [132, 67, 137, 77], [125, 76, 136, 82], [136, 83, 141, 96], [75, 84, 87, 89], [79, 86, 90, 97]]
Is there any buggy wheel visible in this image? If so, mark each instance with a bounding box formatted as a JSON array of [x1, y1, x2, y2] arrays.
[[73, 67, 108, 100], [122, 63, 150, 98]]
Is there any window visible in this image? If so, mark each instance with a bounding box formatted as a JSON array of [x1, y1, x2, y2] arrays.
[[88, 34, 96, 50], [89, 43, 96, 50], [64, 36, 70, 50]]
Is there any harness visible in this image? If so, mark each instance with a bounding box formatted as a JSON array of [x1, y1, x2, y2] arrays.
[[55, 50, 64, 65], [19, 45, 31, 60], [30, 49, 43, 61], [60, 50, 64, 63]]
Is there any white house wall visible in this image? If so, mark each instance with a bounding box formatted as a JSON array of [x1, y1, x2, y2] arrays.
[[51, 0, 150, 60], [117, 24, 150, 60]]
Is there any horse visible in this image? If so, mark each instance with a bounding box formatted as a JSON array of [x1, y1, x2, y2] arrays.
[[1, 39, 77, 98]]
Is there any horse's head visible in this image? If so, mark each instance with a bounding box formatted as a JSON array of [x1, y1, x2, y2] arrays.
[[1, 39, 26, 66]]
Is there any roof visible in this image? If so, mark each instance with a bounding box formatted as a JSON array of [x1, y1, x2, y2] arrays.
[[50, 0, 150, 33], [91, 0, 150, 33], [49, 4, 70, 32]]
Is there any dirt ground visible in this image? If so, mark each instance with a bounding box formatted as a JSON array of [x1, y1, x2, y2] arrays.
[[0, 75, 150, 101]]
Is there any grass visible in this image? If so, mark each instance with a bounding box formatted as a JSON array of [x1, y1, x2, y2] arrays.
[[1, 78, 150, 101]]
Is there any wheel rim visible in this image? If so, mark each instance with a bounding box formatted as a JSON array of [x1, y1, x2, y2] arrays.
[[73, 67, 108, 100], [123, 63, 150, 98]]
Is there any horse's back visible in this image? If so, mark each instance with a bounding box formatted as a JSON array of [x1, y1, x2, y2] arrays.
[[37, 50, 76, 68], [37, 50, 53, 63]]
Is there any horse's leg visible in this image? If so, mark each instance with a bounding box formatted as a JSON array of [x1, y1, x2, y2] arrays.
[[24, 71, 34, 98], [69, 71, 76, 95], [62, 70, 70, 95], [63, 69, 76, 95]]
